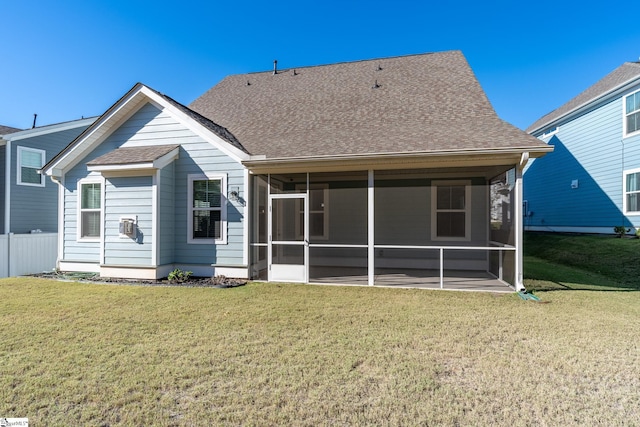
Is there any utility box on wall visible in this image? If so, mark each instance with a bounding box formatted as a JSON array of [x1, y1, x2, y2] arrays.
[[119, 216, 137, 239]]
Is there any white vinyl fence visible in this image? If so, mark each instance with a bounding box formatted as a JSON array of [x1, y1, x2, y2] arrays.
[[0, 233, 58, 278]]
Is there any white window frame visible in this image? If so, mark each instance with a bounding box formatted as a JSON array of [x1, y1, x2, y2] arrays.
[[17, 146, 45, 187], [431, 180, 471, 241], [77, 178, 104, 242], [187, 173, 227, 245], [623, 168, 640, 215], [295, 183, 329, 240], [623, 89, 640, 138]]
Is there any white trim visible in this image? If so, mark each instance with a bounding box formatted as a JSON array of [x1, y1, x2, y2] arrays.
[[152, 171, 159, 265], [368, 170, 375, 286], [623, 89, 640, 139], [187, 173, 228, 245], [16, 146, 46, 187], [430, 180, 471, 241], [4, 140, 10, 233], [76, 177, 104, 243], [623, 167, 640, 215], [242, 168, 250, 267], [295, 183, 329, 240]]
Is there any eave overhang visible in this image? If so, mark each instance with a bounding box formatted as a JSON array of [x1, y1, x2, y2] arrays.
[[243, 146, 553, 174]]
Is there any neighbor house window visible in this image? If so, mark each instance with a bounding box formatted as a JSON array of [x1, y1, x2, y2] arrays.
[[188, 174, 227, 244], [79, 181, 102, 239], [17, 146, 45, 186], [431, 180, 471, 241], [624, 169, 640, 214], [624, 90, 640, 136]]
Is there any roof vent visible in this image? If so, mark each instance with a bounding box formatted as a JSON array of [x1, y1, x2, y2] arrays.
[[273, 60, 278, 75], [372, 80, 381, 89], [293, 69, 298, 76], [377, 64, 383, 71], [246, 80, 251, 86]]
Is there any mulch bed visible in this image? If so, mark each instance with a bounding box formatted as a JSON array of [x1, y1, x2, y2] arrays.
[[28, 272, 247, 289]]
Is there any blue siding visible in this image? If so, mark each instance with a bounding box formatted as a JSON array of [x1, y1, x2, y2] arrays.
[[9, 126, 88, 233], [525, 85, 640, 231], [104, 176, 153, 266], [60, 102, 246, 269], [159, 163, 175, 265]]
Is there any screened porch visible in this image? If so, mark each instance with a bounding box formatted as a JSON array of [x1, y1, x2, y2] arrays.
[[249, 167, 519, 291]]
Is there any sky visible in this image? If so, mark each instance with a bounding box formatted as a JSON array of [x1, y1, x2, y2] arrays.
[[2, 1, 639, 131]]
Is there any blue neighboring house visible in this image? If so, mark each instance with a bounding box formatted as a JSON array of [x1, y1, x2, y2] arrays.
[[0, 118, 95, 234], [525, 61, 640, 235], [41, 51, 550, 290]]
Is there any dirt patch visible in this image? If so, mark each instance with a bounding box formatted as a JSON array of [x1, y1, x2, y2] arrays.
[[28, 272, 247, 288]]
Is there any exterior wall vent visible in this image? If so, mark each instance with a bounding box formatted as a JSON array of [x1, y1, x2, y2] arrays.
[[119, 216, 137, 238]]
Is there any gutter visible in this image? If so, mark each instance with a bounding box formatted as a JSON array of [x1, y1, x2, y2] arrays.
[[243, 146, 553, 168]]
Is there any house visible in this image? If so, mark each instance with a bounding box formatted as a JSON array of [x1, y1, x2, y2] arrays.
[[41, 51, 551, 291], [0, 118, 95, 277], [1, 118, 95, 234], [525, 61, 640, 234]]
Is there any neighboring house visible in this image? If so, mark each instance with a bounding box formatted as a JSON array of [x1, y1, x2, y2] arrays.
[[525, 61, 640, 234], [0, 118, 95, 277], [1, 118, 95, 234], [42, 51, 550, 290]]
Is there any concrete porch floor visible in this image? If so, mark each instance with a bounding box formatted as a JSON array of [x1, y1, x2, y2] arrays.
[[308, 267, 514, 292]]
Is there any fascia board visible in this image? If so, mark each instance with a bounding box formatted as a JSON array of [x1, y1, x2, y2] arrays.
[[44, 87, 149, 176]]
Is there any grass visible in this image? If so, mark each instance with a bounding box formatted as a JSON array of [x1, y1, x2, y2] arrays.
[[1, 277, 640, 425], [524, 232, 640, 291]]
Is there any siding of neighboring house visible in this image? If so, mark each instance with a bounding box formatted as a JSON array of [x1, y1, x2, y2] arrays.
[[525, 83, 640, 232], [61, 102, 246, 270], [10, 126, 88, 233]]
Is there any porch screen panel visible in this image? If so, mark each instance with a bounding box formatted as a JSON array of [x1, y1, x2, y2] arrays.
[[374, 170, 429, 245], [490, 169, 515, 246], [250, 175, 268, 280], [308, 172, 368, 245]]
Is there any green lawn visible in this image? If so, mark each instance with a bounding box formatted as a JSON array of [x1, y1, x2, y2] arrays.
[[1, 275, 639, 425], [524, 232, 640, 291]]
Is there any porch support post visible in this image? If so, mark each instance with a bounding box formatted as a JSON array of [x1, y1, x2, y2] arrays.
[[514, 154, 529, 291], [368, 169, 375, 286]]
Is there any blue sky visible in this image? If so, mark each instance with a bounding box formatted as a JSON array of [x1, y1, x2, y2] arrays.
[[2, 1, 639, 131]]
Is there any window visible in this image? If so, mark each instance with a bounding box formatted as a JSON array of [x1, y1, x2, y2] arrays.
[[17, 146, 45, 186], [624, 90, 640, 136], [624, 169, 640, 214], [431, 180, 471, 241], [188, 174, 227, 244], [79, 181, 102, 239]]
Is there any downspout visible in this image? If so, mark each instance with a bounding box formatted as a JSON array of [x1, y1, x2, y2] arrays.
[[514, 152, 530, 291]]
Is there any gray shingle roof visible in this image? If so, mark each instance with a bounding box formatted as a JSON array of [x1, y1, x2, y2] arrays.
[[190, 50, 547, 160], [86, 144, 179, 166], [0, 124, 23, 135], [527, 62, 640, 134]]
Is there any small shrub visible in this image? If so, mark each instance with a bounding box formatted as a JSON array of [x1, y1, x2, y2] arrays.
[[613, 226, 630, 238], [168, 268, 193, 283]]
